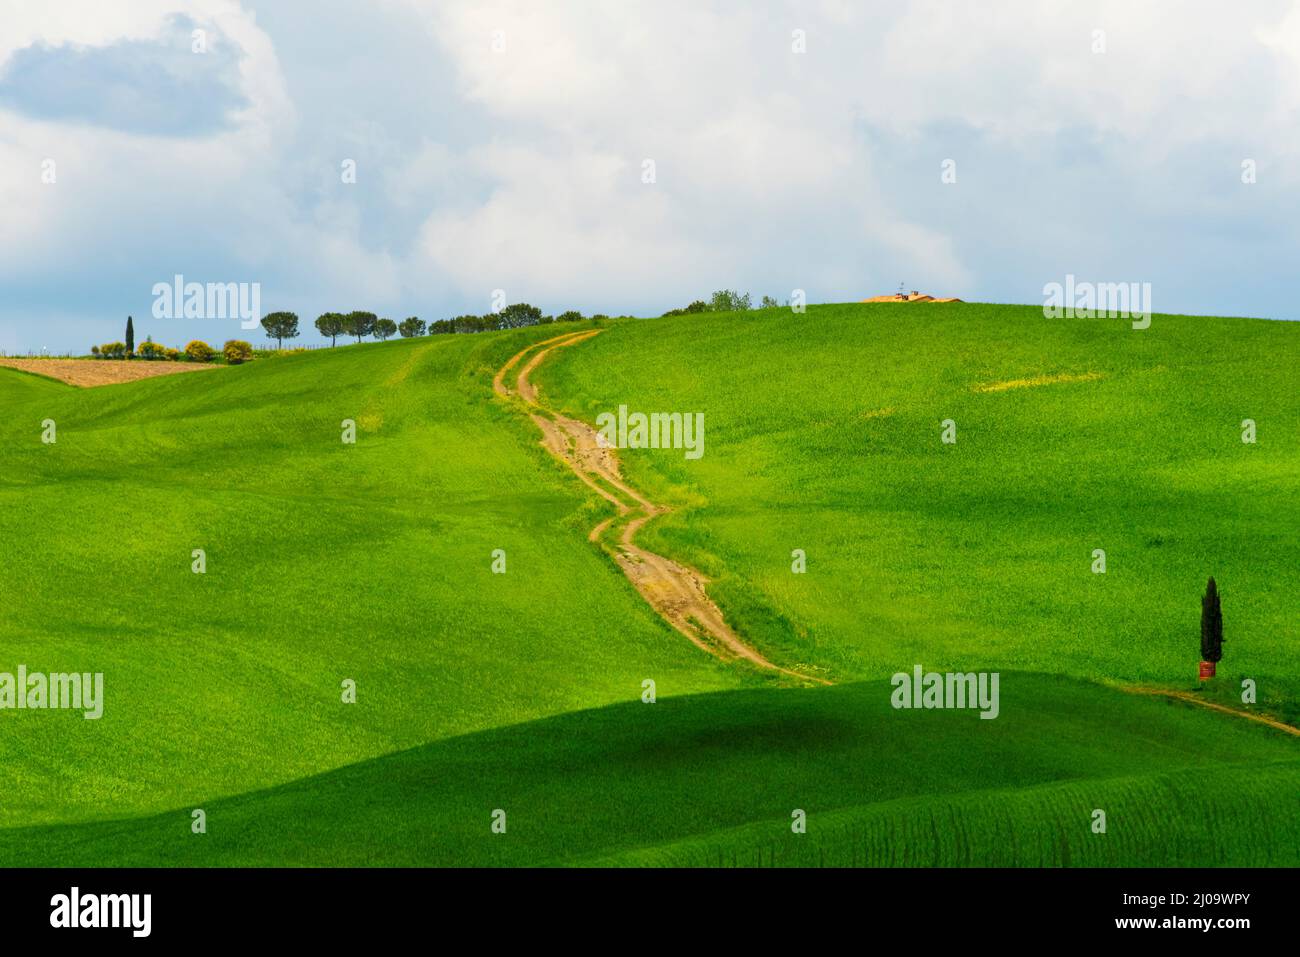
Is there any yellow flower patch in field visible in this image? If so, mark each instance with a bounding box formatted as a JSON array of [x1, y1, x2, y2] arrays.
[[973, 371, 1103, 393]]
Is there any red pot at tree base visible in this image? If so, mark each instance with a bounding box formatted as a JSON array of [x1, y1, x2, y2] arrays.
[[1199, 661, 1216, 679]]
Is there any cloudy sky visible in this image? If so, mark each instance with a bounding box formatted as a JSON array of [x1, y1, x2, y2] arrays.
[[2, 0, 1299, 353]]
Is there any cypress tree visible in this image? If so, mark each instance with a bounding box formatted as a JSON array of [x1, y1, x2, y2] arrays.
[[1200, 577, 1223, 663], [125, 315, 135, 358]]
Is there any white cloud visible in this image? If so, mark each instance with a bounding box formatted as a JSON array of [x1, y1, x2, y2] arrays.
[[4, 0, 1300, 352], [0, 1, 291, 264], [386, 0, 1300, 307], [398, 0, 947, 300]]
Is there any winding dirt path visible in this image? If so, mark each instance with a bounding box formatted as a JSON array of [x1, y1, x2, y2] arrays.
[[1124, 686, 1300, 737], [496, 330, 829, 685]]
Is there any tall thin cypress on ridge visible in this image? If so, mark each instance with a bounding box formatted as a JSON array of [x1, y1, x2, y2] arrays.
[[1200, 577, 1224, 664], [125, 315, 135, 358]]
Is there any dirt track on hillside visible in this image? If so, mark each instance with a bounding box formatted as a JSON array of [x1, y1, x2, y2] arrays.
[[1124, 687, 1300, 736], [495, 330, 829, 685]]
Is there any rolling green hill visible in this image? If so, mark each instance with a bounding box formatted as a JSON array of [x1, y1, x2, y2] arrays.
[[0, 329, 744, 830], [1, 304, 1295, 866], [0, 364, 73, 404], [536, 304, 1300, 713], [1, 675, 1295, 866]]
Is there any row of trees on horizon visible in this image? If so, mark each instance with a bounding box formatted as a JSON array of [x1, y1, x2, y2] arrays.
[[86, 291, 782, 359], [662, 290, 787, 316], [307, 304, 604, 347], [86, 304, 606, 358]]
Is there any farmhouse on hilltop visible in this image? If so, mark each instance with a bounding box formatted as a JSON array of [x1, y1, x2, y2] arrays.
[[862, 290, 963, 303]]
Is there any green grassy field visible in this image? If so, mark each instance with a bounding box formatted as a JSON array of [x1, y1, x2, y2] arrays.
[[0, 329, 744, 830], [1, 304, 1295, 866], [2, 675, 1295, 866], [537, 304, 1300, 711], [0, 365, 72, 405]]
